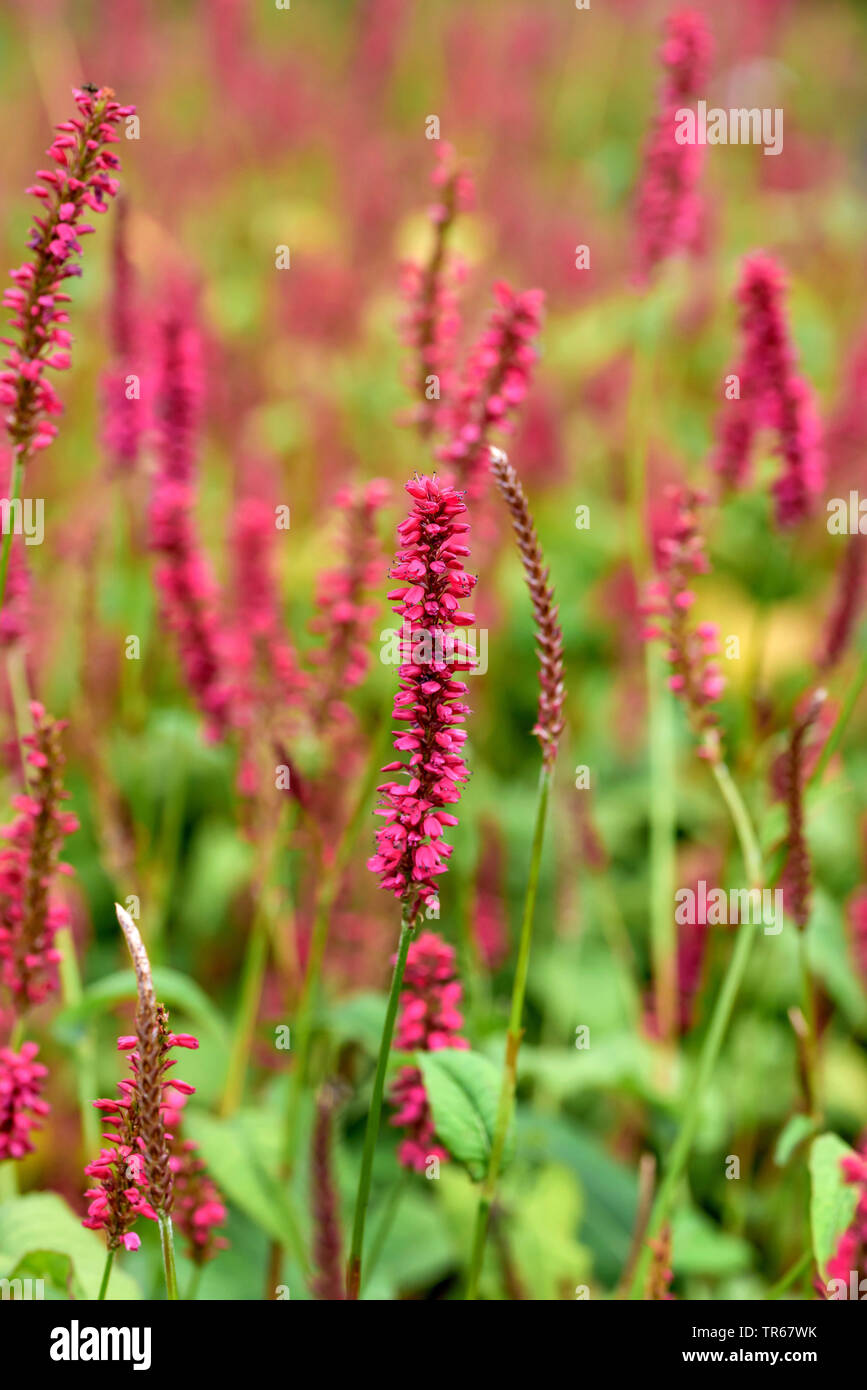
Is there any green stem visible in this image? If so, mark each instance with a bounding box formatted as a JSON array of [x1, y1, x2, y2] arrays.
[[97, 1248, 115, 1301], [798, 931, 821, 1122], [626, 758, 763, 1299], [220, 898, 271, 1117], [158, 1210, 179, 1300], [55, 925, 99, 1156], [647, 643, 677, 1041], [465, 764, 551, 1300], [283, 722, 390, 1173], [346, 904, 417, 1300], [766, 1249, 813, 1300], [362, 1167, 411, 1292], [186, 1264, 203, 1301], [0, 454, 24, 614], [811, 648, 867, 786]]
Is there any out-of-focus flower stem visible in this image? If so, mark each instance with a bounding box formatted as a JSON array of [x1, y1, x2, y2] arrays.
[[97, 1249, 114, 1301], [158, 1210, 179, 1300], [221, 809, 288, 1116], [628, 292, 677, 1043], [627, 757, 762, 1298], [283, 716, 391, 1174], [0, 454, 24, 613], [465, 762, 551, 1299], [346, 901, 417, 1301]]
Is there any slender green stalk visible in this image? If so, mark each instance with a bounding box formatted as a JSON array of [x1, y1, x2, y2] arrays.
[[283, 720, 390, 1173], [158, 1210, 179, 1300], [626, 757, 763, 1299], [647, 643, 677, 1041], [346, 904, 416, 1300], [186, 1265, 203, 1301], [97, 1248, 115, 1301], [798, 931, 821, 1122], [0, 1160, 18, 1200], [0, 453, 24, 614], [220, 897, 272, 1117], [465, 765, 551, 1300], [811, 648, 867, 786], [55, 925, 99, 1156], [766, 1249, 813, 1300]]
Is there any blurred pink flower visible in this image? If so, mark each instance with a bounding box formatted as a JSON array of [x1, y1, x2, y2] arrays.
[[1, 87, 133, 462], [634, 10, 713, 282], [389, 931, 468, 1172], [641, 487, 724, 760], [148, 310, 234, 741], [0, 704, 78, 1011], [0, 1040, 49, 1160], [713, 253, 825, 525], [439, 282, 544, 498]]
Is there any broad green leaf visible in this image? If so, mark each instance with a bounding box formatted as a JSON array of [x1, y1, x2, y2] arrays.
[[0, 1193, 140, 1300], [415, 1050, 514, 1182], [809, 1132, 858, 1282], [52, 966, 229, 1049], [184, 1110, 307, 1272], [7, 1250, 73, 1300]]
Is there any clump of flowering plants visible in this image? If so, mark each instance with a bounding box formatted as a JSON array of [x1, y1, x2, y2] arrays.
[[2, 0, 867, 1328]]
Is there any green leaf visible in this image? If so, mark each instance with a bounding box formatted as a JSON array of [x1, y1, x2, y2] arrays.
[[415, 1050, 514, 1182], [809, 1132, 858, 1282], [0, 1193, 140, 1300], [184, 1110, 307, 1272], [774, 1113, 817, 1167], [52, 966, 229, 1049]]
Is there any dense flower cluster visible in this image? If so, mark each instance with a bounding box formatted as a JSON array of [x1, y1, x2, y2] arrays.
[[169, 1138, 228, 1265], [0, 1041, 49, 1161], [308, 478, 389, 726], [641, 487, 724, 761], [389, 932, 468, 1172], [713, 253, 825, 526], [82, 1025, 199, 1249], [399, 142, 474, 437], [439, 282, 544, 498], [149, 312, 233, 740], [368, 477, 476, 914], [634, 10, 713, 281], [1, 87, 133, 460], [0, 704, 78, 1010]]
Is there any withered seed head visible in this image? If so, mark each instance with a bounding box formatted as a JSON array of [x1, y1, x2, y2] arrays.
[[489, 447, 565, 770], [115, 903, 173, 1213]]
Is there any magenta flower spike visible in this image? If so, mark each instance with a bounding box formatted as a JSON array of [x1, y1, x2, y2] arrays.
[[367, 475, 477, 920], [1, 87, 134, 465]]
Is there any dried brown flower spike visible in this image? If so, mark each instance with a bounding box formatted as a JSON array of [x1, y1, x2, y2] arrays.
[[489, 447, 565, 769]]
